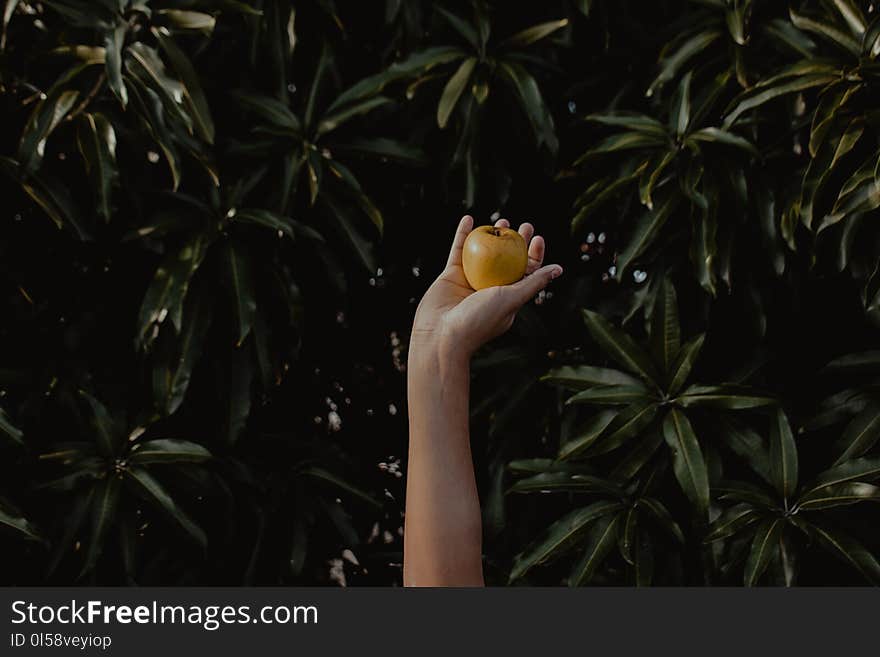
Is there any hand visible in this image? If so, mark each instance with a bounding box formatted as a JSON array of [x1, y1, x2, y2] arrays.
[[411, 215, 563, 359]]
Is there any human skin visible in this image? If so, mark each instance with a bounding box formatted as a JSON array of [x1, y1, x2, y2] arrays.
[[404, 215, 563, 586]]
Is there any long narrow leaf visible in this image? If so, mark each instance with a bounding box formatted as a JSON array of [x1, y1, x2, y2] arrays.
[[509, 501, 623, 582], [130, 439, 211, 464], [769, 408, 798, 502], [436, 57, 476, 129], [569, 513, 620, 586], [832, 403, 880, 465], [744, 518, 783, 586], [662, 409, 709, 517], [124, 467, 206, 548], [581, 309, 659, 384]]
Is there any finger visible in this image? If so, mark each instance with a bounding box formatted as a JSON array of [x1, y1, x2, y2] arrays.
[[507, 264, 563, 308], [494, 218, 510, 228], [518, 222, 534, 245], [446, 215, 474, 268], [526, 235, 545, 274]]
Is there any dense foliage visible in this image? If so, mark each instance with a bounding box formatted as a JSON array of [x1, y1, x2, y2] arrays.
[[1, 0, 878, 586]]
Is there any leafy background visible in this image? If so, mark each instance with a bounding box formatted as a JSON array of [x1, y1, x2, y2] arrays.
[[1, 0, 879, 586]]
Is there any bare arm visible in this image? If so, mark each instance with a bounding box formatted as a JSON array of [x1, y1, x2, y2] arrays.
[[403, 215, 562, 587]]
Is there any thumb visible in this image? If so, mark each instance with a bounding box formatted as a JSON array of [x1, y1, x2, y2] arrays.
[[508, 264, 563, 307]]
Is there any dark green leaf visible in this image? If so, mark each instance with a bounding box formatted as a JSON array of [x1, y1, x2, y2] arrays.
[[126, 42, 191, 133], [567, 385, 655, 406], [300, 466, 381, 509], [157, 282, 213, 415], [650, 277, 680, 375], [76, 113, 117, 221], [639, 151, 675, 210], [437, 57, 476, 129], [508, 472, 623, 496], [832, 403, 880, 465], [225, 242, 257, 346], [823, 350, 880, 374], [328, 46, 466, 112], [715, 416, 771, 483], [830, 0, 867, 36], [0, 407, 23, 445], [317, 96, 393, 136], [584, 112, 667, 137], [609, 431, 664, 481], [507, 458, 580, 475], [634, 529, 654, 586], [231, 90, 301, 133], [798, 482, 880, 510], [592, 402, 659, 456], [615, 193, 679, 281], [125, 75, 183, 190], [570, 169, 642, 236], [808, 456, 880, 491], [804, 387, 870, 431], [690, 198, 718, 296], [542, 365, 643, 390], [137, 234, 211, 349], [581, 309, 660, 384], [434, 6, 479, 49], [810, 524, 880, 585], [569, 513, 619, 586], [156, 9, 216, 35], [78, 390, 118, 457], [618, 506, 638, 565], [0, 500, 42, 542], [81, 475, 121, 575], [670, 71, 692, 137], [803, 118, 864, 231], [501, 18, 569, 48], [725, 0, 751, 45], [497, 61, 558, 153], [789, 9, 860, 57], [130, 439, 211, 464], [648, 29, 722, 97], [326, 159, 384, 235], [153, 28, 215, 143], [715, 480, 777, 507], [723, 72, 839, 127], [667, 334, 705, 395], [124, 467, 206, 548], [574, 132, 666, 165], [638, 497, 685, 544], [509, 501, 623, 582], [769, 408, 798, 501], [334, 137, 428, 166], [321, 196, 377, 273], [662, 408, 709, 517], [104, 23, 127, 107], [558, 410, 619, 460], [18, 88, 79, 172], [46, 489, 92, 576], [744, 518, 783, 586], [687, 127, 758, 155], [705, 503, 761, 543], [234, 208, 295, 239], [677, 384, 776, 409]]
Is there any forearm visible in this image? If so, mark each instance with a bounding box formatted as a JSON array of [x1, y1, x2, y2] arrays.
[[403, 338, 484, 586]]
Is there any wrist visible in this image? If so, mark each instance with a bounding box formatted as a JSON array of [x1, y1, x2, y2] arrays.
[[408, 328, 471, 373]]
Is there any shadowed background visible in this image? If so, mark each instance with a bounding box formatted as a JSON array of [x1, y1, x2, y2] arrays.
[[1, 0, 879, 586]]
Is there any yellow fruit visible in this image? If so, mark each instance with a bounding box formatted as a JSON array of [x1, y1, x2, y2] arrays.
[[461, 226, 528, 290]]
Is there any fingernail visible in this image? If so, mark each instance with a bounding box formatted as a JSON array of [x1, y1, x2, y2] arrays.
[[551, 266, 563, 279]]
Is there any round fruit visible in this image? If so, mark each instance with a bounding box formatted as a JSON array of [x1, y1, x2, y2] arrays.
[[461, 226, 528, 290]]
